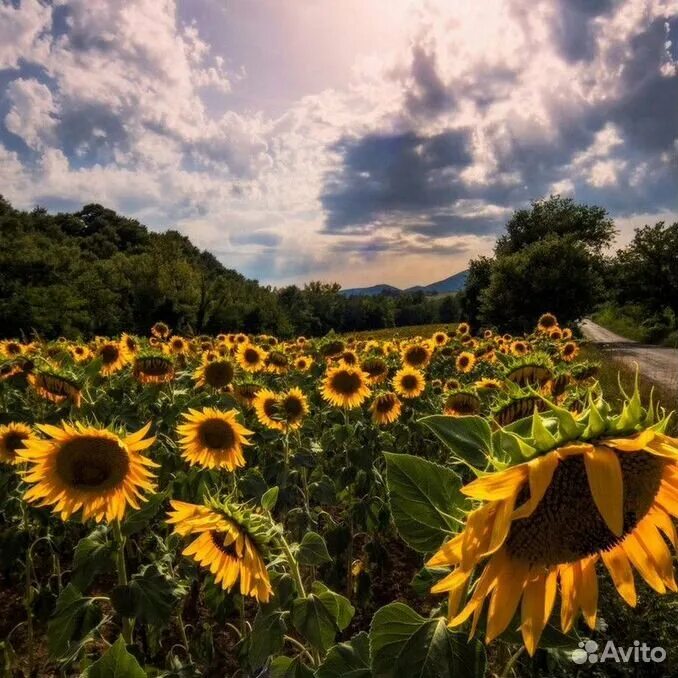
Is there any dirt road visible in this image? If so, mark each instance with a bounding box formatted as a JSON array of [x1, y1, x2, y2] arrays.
[[580, 319, 678, 398]]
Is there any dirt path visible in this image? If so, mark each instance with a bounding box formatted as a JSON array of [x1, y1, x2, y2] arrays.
[[580, 319, 678, 397]]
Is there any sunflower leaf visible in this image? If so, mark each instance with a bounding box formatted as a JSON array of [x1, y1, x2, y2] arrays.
[[297, 532, 332, 566], [85, 635, 146, 678], [384, 453, 462, 553], [418, 415, 492, 470], [369, 602, 486, 678], [48, 584, 102, 660], [315, 631, 371, 678], [71, 526, 115, 591], [270, 656, 315, 678]]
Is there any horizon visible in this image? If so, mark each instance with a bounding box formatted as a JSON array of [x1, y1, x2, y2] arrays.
[[1, 0, 677, 288]]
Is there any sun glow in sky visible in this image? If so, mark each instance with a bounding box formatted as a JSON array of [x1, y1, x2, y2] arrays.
[[1, 0, 677, 287]]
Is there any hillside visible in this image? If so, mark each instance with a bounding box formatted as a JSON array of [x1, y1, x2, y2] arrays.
[[342, 270, 468, 297]]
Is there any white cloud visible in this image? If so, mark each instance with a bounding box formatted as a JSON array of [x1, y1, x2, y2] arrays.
[[4, 78, 57, 150]]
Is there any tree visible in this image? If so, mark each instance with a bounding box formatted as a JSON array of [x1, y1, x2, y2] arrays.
[[479, 235, 604, 332], [459, 256, 493, 327], [495, 195, 616, 257], [609, 222, 678, 316]]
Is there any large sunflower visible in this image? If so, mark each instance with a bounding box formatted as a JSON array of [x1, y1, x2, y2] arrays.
[[28, 369, 82, 407], [193, 357, 234, 389], [402, 343, 431, 369], [17, 422, 157, 523], [132, 352, 175, 384], [97, 341, 127, 376], [166, 500, 272, 601], [278, 387, 309, 431], [0, 422, 35, 465], [370, 392, 402, 425], [392, 366, 426, 399], [321, 365, 371, 409], [455, 351, 476, 373], [427, 386, 678, 656], [253, 389, 284, 431], [177, 408, 252, 471], [236, 343, 267, 373]]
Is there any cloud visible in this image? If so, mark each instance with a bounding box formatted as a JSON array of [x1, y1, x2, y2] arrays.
[[0, 0, 676, 288]]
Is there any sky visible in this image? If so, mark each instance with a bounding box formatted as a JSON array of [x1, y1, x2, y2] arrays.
[[1, 0, 677, 289]]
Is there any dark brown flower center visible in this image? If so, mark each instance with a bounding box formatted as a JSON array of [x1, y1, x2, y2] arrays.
[[281, 396, 304, 420], [210, 530, 240, 558], [4, 432, 28, 454], [198, 419, 236, 450], [401, 374, 419, 391], [101, 344, 120, 364], [204, 360, 234, 387], [331, 370, 362, 395], [56, 436, 130, 490], [505, 451, 664, 566], [405, 346, 428, 366]]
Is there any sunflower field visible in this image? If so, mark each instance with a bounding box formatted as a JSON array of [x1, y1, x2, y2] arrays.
[[1, 315, 677, 677]]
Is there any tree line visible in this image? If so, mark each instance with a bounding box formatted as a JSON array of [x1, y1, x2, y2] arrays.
[[0, 197, 460, 339]]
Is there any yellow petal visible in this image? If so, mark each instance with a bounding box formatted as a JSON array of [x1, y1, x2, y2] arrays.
[[558, 562, 581, 633], [603, 429, 656, 452], [622, 533, 666, 594], [578, 556, 599, 629], [513, 452, 559, 520], [584, 447, 624, 536], [601, 546, 636, 607], [521, 570, 547, 657], [486, 559, 529, 642], [461, 466, 528, 500]]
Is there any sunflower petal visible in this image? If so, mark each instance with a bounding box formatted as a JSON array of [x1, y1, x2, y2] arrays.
[[584, 447, 624, 537]]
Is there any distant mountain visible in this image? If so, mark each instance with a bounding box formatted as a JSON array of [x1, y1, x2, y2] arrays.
[[341, 270, 468, 297], [340, 283, 402, 297]]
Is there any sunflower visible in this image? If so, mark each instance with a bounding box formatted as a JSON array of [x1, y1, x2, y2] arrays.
[[234, 382, 262, 408], [177, 408, 252, 471], [444, 378, 461, 391], [360, 357, 389, 384], [1, 340, 24, 358], [432, 331, 449, 347], [392, 366, 426, 399], [443, 390, 481, 416], [70, 344, 92, 363], [321, 365, 371, 408], [120, 333, 139, 359], [560, 341, 579, 362], [18, 422, 156, 523], [427, 386, 678, 656], [253, 389, 284, 431], [549, 327, 563, 341], [0, 423, 35, 465], [278, 388, 309, 431], [562, 327, 573, 340], [475, 378, 503, 393], [168, 335, 190, 356], [510, 340, 529, 357], [133, 353, 175, 384], [320, 339, 345, 359], [455, 351, 476, 373], [339, 350, 359, 366], [97, 341, 127, 376], [236, 343, 267, 373], [370, 392, 402, 425], [537, 312, 558, 332], [457, 323, 470, 336], [483, 329, 494, 339], [402, 343, 431, 369], [28, 369, 82, 407], [266, 350, 289, 374], [166, 500, 272, 601], [151, 322, 171, 339], [194, 357, 234, 389], [294, 355, 313, 372]]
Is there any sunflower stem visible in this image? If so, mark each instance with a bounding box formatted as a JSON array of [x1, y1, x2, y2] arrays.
[[278, 534, 305, 598], [112, 520, 134, 645], [22, 504, 34, 676], [500, 645, 525, 678]]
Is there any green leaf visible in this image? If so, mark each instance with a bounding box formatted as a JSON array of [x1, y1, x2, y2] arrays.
[[270, 656, 315, 678], [409, 567, 450, 598], [71, 526, 114, 590], [86, 635, 146, 677], [122, 490, 169, 537], [370, 603, 486, 678], [419, 415, 492, 469], [291, 584, 354, 652], [247, 610, 286, 670], [261, 486, 279, 511], [48, 584, 102, 660], [315, 631, 371, 678], [383, 453, 461, 553], [111, 564, 180, 627], [297, 532, 332, 566]]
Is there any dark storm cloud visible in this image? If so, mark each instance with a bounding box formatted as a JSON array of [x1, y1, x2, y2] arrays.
[[321, 129, 472, 232], [404, 45, 453, 118]]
